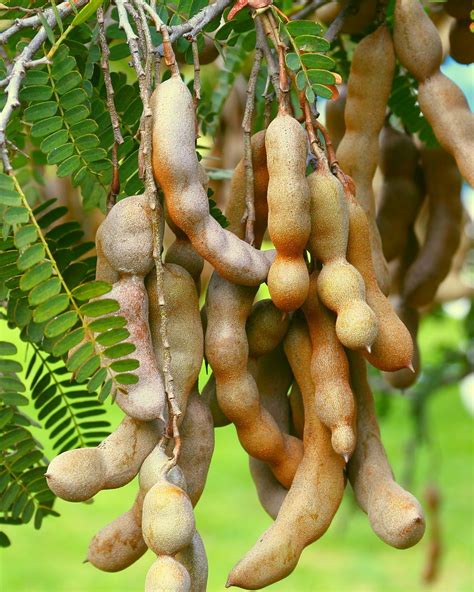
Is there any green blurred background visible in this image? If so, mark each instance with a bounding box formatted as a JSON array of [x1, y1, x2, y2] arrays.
[[1, 308, 473, 592]]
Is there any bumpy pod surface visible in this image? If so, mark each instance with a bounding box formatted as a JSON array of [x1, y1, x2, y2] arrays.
[[246, 299, 290, 359], [151, 75, 271, 286], [346, 190, 414, 371], [228, 318, 345, 589], [201, 373, 230, 428], [377, 124, 424, 263], [46, 417, 159, 502], [147, 264, 203, 418], [336, 26, 395, 294], [176, 531, 208, 592], [308, 165, 378, 351], [145, 556, 191, 592], [303, 272, 356, 458], [205, 272, 303, 487], [139, 445, 188, 495], [347, 351, 426, 549], [265, 113, 311, 311], [402, 147, 463, 308]]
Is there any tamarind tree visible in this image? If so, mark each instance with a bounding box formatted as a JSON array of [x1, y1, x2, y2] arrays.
[[0, 0, 472, 589]]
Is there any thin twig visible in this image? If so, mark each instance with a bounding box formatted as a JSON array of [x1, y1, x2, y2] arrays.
[[291, 0, 332, 20], [261, 11, 290, 113], [241, 48, 262, 246], [301, 94, 326, 164], [255, 17, 280, 100], [192, 40, 201, 106]]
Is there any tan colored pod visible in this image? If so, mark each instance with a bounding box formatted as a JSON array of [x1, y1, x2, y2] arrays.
[[139, 445, 188, 495], [228, 317, 345, 589], [308, 165, 378, 351], [145, 556, 191, 592], [336, 26, 395, 294], [96, 195, 154, 277], [324, 84, 346, 151], [265, 113, 311, 311], [151, 75, 271, 286], [393, 0, 443, 80], [449, 19, 474, 65], [205, 272, 303, 488], [249, 457, 287, 520], [403, 147, 463, 307], [346, 189, 414, 371], [176, 531, 208, 592], [178, 388, 215, 507], [303, 272, 356, 458], [201, 373, 230, 427], [147, 263, 203, 418], [46, 417, 160, 502], [225, 130, 269, 249], [246, 299, 290, 359], [347, 351, 426, 549], [142, 479, 195, 556]]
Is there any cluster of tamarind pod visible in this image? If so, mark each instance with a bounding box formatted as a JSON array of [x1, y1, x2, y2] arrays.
[[43, 1, 473, 589]]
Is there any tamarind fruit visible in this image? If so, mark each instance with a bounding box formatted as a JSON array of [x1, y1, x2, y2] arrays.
[[176, 531, 208, 592], [246, 299, 290, 359], [303, 272, 356, 459], [394, 0, 474, 187], [308, 164, 378, 351], [248, 458, 287, 521], [324, 84, 346, 152], [376, 123, 424, 263], [201, 373, 230, 427], [151, 75, 272, 286], [205, 272, 303, 488], [288, 383, 304, 439], [146, 263, 203, 419], [265, 113, 311, 311], [449, 19, 474, 65], [46, 417, 159, 502], [145, 556, 191, 592], [345, 183, 414, 372], [402, 147, 463, 308], [228, 317, 345, 589], [347, 351, 426, 549], [337, 26, 395, 295], [315, 0, 377, 34]]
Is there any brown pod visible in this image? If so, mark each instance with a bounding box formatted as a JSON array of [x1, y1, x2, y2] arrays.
[[228, 317, 344, 589], [376, 123, 424, 263], [403, 147, 463, 308], [288, 382, 304, 439], [176, 531, 208, 592], [201, 373, 230, 427], [246, 298, 290, 359], [449, 19, 474, 65], [347, 351, 426, 549], [324, 84, 346, 151]]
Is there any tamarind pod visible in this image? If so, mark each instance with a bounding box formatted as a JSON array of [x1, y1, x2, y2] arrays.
[[246, 299, 290, 359], [178, 388, 215, 507], [314, 0, 377, 34], [95, 240, 119, 284], [46, 417, 160, 502], [205, 272, 303, 488], [248, 458, 286, 520], [324, 84, 346, 151], [151, 75, 271, 287], [95, 195, 154, 277], [139, 444, 188, 495], [146, 263, 203, 419], [201, 373, 231, 427], [308, 166, 378, 351], [445, 0, 472, 20], [145, 556, 191, 592], [225, 130, 269, 249], [347, 351, 426, 548], [106, 275, 167, 422], [304, 272, 356, 458], [449, 19, 474, 65], [288, 383, 304, 439], [228, 317, 345, 589], [336, 26, 395, 294], [346, 191, 414, 371], [176, 531, 208, 592], [394, 0, 443, 80], [265, 113, 311, 311], [87, 492, 147, 572], [402, 148, 463, 308]]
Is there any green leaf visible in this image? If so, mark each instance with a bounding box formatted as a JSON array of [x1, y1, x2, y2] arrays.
[[37, 10, 56, 44], [47, 144, 74, 165], [19, 85, 53, 102], [4, 207, 29, 225], [24, 101, 58, 123], [0, 428, 29, 450], [0, 376, 25, 392], [28, 277, 61, 306], [75, 355, 100, 383], [14, 225, 37, 249], [31, 117, 63, 138], [115, 373, 138, 385], [0, 393, 28, 406], [285, 52, 301, 72], [98, 379, 112, 402], [55, 71, 82, 94], [72, 281, 111, 301], [0, 358, 22, 372], [80, 299, 120, 317], [67, 341, 94, 372], [40, 130, 69, 153], [295, 70, 306, 91], [0, 173, 14, 191], [103, 342, 135, 359], [17, 244, 45, 271], [0, 532, 10, 547], [44, 310, 78, 338], [64, 105, 89, 124], [82, 148, 108, 163], [294, 35, 330, 52], [300, 53, 335, 70], [51, 327, 84, 356], [307, 69, 336, 85], [75, 134, 100, 150], [305, 85, 316, 104], [286, 20, 324, 38], [87, 367, 107, 393], [57, 155, 81, 177], [0, 342, 17, 356], [109, 358, 139, 372], [0, 190, 21, 207], [71, 0, 104, 26], [20, 261, 53, 291], [96, 328, 129, 347], [70, 119, 97, 135], [88, 316, 127, 332], [312, 83, 334, 99], [33, 294, 69, 323], [52, 56, 76, 79], [24, 70, 49, 86]]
